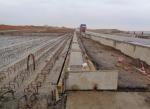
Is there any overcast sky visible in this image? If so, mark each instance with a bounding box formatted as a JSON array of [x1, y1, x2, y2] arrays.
[[0, 0, 150, 30]]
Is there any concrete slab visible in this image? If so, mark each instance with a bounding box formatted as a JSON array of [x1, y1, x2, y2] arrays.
[[66, 70, 118, 90], [72, 35, 78, 43], [69, 52, 84, 71], [66, 91, 150, 109], [71, 43, 81, 51]]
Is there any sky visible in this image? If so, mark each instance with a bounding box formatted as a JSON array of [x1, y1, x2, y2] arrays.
[[0, 0, 150, 31]]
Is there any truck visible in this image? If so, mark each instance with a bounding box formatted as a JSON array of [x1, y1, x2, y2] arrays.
[[80, 24, 86, 33]]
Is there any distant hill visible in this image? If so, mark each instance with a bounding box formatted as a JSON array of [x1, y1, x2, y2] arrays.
[[0, 25, 74, 33], [0, 25, 25, 30]]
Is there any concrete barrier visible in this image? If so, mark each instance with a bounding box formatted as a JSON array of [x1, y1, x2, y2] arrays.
[[86, 34, 150, 65], [66, 70, 118, 90]]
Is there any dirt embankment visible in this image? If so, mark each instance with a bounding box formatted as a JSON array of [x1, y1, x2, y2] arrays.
[[0, 25, 23, 30]]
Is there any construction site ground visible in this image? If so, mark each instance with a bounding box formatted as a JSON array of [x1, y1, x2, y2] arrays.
[[0, 30, 150, 109], [65, 35, 150, 109], [66, 91, 150, 109], [81, 36, 150, 90]]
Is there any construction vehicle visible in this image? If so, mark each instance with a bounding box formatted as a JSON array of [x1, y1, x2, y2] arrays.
[[80, 24, 86, 33]]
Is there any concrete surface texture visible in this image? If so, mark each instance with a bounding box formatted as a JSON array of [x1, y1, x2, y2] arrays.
[[68, 33, 84, 71], [66, 70, 118, 90], [71, 43, 81, 52], [69, 52, 84, 70], [66, 91, 150, 109]]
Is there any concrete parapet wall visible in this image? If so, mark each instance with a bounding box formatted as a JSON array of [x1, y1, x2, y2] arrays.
[[86, 35, 150, 65], [115, 42, 135, 57], [66, 70, 118, 90], [134, 46, 150, 65]]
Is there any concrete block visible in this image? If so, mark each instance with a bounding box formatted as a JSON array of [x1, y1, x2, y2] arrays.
[[66, 70, 118, 90]]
